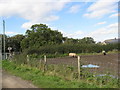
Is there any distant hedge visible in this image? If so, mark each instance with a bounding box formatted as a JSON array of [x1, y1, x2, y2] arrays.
[[25, 43, 119, 55]]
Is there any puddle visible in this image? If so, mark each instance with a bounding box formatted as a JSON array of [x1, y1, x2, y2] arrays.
[[81, 64, 118, 79], [82, 64, 100, 68]]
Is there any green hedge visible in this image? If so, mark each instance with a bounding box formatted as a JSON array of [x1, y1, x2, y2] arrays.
[[25, 43, 119, 55]]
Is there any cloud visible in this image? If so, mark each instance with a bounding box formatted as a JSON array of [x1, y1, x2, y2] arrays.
[[96, 21, 107, 25], [83, 0, 117, 18], [69, 5, 81, 13], [106, 22, 118, 28], [87, 22, 118, 41], [84, 0, 118, 2], [21, 15, 59, 29], [21, 22, 34, 30], [5, 31, 18, 35], [61, 30, 84, 38], [0, 0, 69, 29], [109, 13, 120, 18]]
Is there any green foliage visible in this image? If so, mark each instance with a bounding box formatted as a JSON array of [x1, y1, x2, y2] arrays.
[[13, 53, 27, 64], [1, 34, 25, 53], [24, 42, 119, 55], [79, 37, 96, 44], [6, 34, 25, 52], [21, 24, 64, 49], [20, 23, 113, 55]]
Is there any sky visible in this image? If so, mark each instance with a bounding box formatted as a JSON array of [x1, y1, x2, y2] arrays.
[[0, 0, 119, 42]]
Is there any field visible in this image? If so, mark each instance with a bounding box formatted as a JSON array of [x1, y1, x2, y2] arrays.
[[47, 53, 119, 76], [2, 53, 119, 88]]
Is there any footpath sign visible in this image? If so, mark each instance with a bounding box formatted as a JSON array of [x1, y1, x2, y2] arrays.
[[8, 47, 12, 53]]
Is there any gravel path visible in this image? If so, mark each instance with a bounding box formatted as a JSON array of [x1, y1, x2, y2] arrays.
[[2, 70, 37, 88]]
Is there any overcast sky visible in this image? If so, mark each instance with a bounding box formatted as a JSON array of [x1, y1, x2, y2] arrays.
[[0, 0, 119, 42]]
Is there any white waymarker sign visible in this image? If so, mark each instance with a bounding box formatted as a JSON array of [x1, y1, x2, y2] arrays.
[[8, 47, 12, 53]]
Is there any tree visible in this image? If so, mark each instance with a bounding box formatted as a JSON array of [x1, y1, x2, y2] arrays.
[[21, 24, 64, 49], [78, 37, 95, 44], [6, 34, 25, 52], [63, 38, 79, 44]]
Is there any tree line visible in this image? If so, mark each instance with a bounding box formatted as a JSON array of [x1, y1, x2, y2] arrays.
[[0, 23, 119, 55]]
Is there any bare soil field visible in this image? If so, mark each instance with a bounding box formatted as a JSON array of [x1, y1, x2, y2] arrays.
[[47, 53, 119, 76]]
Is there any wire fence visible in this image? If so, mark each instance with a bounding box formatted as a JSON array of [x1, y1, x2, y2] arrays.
[[8, 53, 119, 80]]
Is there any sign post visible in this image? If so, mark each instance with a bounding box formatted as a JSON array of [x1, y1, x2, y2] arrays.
[[8, 47, 12, 60], [3, 20, 6, 60]]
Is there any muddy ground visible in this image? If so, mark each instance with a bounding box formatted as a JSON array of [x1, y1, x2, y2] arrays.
[[47, 53, 119, 76]]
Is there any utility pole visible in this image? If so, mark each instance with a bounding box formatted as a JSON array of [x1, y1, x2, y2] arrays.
[[0, 35, 2, 60], [3, 20, 5, 60]]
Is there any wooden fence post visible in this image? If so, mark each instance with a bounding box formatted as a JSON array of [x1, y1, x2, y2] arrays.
[[44, 55, 47, 72], [39, 59, 41, 70], [27, 55, 29, 65], [78, 56, 81, 80]]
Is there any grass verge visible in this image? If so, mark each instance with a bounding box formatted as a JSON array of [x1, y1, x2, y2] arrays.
[[2, 60, 119, 88]]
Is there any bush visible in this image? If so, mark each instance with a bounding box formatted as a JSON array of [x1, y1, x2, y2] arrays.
[[23, 43, 119, 56]]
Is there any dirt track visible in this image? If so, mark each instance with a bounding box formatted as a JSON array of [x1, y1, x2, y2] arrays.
[[2, 70, 37, 88], [47, 53, 119, 75]]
